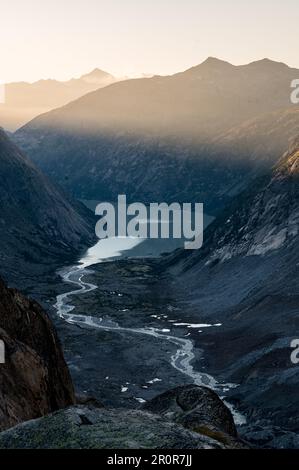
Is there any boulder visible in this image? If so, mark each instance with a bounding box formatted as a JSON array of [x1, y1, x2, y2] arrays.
[[143, 385, 242, 447]]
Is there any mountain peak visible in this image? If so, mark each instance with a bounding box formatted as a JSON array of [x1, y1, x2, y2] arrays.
[[243, 58, 290, 71], [88, 68, 110, 76], [202, 56, 230, 65], [200, 57, 235, 69], [80, 68, 114, 83], [184, 57, 235, 76]]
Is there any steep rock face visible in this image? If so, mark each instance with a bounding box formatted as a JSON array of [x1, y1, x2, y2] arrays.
[[205, 140, 299, 262], [164, 141, 299, 439], [169, 139, 299, 270], [0, 386, 247, 449], [0, 129, 94, 284], [0, 278, 75, 431]]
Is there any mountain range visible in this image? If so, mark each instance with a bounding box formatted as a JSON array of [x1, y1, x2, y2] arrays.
[[0, 57, 298, 449], [14, 58, 299, 213], [0, 69, 117, 131]]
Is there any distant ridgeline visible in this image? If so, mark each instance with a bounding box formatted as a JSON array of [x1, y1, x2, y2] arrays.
[[15, 58, 299, 214]]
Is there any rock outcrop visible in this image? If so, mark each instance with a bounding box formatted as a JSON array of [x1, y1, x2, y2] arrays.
[[0, 386, 246, 449], [143, 385, 238, 445], [0, 278, 75, 431]]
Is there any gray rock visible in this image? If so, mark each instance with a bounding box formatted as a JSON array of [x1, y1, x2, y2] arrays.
[[0, 406, 227, 449], [0, 385, 249, 449], [0, 278, 75, 432], [243, 425, 299, 449], [143, 385, 244, 447]]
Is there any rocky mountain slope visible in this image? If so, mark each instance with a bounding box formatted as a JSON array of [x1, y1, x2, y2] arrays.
[[174, 136, 299, 267], [0, 69, 117, 131], [0, 129, 94, 286], [14, 58, 299, 212], [211, 107, 299, 169], [0, 277, 75, 431], [164, 140, 299, 445]]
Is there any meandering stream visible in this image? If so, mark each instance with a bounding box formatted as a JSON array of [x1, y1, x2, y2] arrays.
[[54, 238, 246, 425]]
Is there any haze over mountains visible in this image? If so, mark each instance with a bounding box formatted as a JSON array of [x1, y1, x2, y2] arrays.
[[15, 58, 299, 213], [0, 69, 117, 131], [17, 57, 299, 136]]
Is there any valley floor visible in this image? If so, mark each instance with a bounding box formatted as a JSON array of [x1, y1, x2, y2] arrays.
[[31, 252, 299, 449]]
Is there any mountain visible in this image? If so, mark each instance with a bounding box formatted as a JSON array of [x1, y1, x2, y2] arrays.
[[173, 136, 299, 267], [0, 129, 94, 287], [164, 140, 299, 445], [78, 68, 114, 85], [16, 57, 298, 138], [0, 69, 117, 131], [0, 277, 75, 431], [210, 107, 299, 167], [14, 58, 299, 213]]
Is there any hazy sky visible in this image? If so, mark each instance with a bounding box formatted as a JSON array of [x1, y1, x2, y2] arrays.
[[1, 0, 298, 82]]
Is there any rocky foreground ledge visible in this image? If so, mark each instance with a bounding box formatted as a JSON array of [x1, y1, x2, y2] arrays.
[[0, 277, 247, 449], [0, 385, 247, 449]]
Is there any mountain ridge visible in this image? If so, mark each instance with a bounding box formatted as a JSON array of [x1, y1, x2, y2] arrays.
[[14, 57, 299, 213], [1, 68, 118, 131]]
